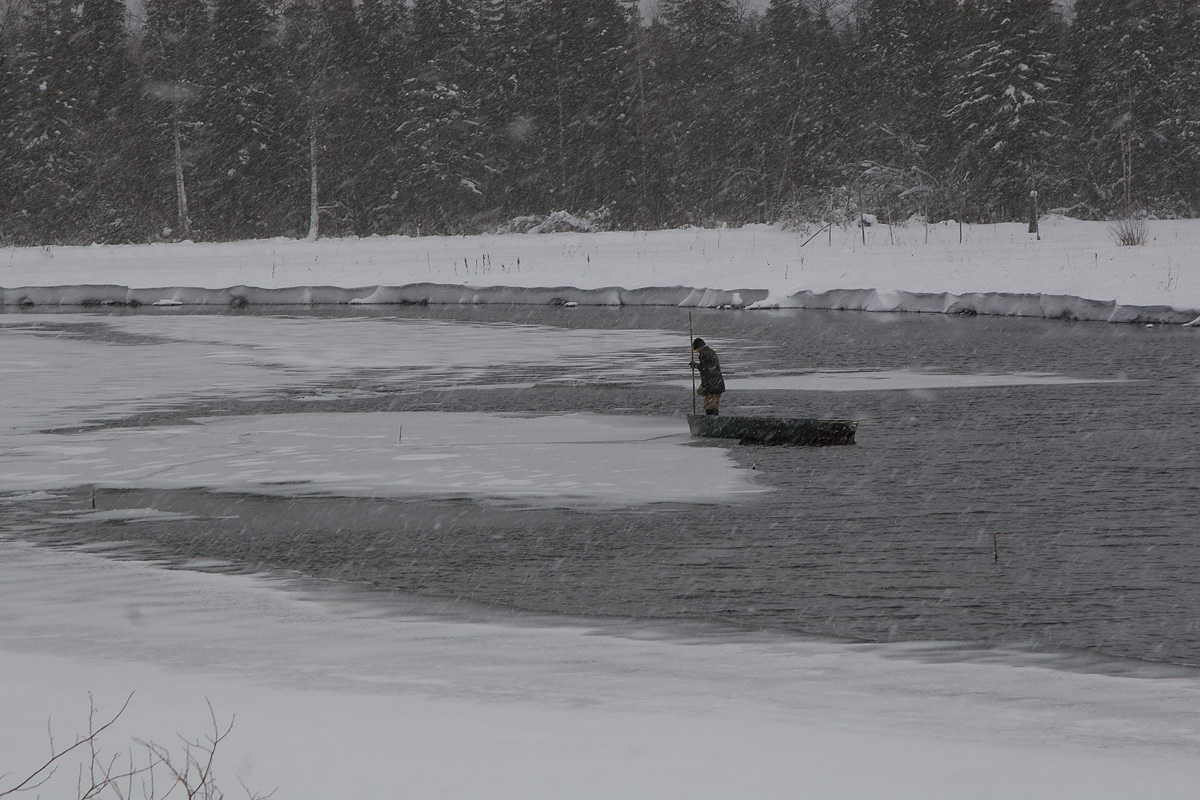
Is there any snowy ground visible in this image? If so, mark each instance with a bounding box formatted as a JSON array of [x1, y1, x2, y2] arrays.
[[3, 223, 1200, 799], [3, 216, 1200, 323]]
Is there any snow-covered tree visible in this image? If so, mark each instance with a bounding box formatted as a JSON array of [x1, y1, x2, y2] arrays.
[[2, 0, 147, 243], [499, 0, 637, 218], [0, 15, 16, 242], [141, 0, 211, 239], [649, 0, 746, 224], [945, 0, 1069, 220], [353, 0, 410, 234], [201, 0, 291, 239], [4, 0, 90, 242], [278, 0, 370, 240], [74, 0, 141, 240], [747, 0, 855, 220], [393, 0, 489, 231], [396, 76, 487, 232], [1157, 0, 1200, 213], [7, 0, 1200, 240], [852, 0, 959, 218], [409, 0, 479, 86], [1067, 0, 1176, 216]]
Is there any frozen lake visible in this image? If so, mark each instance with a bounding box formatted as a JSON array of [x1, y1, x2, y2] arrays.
[[4, 305, 1197, 667]]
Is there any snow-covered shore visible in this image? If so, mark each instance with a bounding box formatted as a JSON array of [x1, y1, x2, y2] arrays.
[[3, 216, 1200, 324]]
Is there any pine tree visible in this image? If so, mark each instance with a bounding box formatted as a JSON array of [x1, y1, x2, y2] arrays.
[[1158, 0, 1200, 213], [141, 0, 212, 239], [64, 0, 130, 239], [502, 0, 637, 219], [945, 0, 1069, 220], [0, 8, 23, 242], [279, 0, 367, 239], [744, 0, 808, 219], [471, 0, 530, 221], [395, 78, 487, 231], [354, 0, 410, 234], [409, 0, 479, 86], [397, 0, 487, 231], [5, 0, 90, 242], [748, 0, 855, 221], [572, 1, 641, 223], [650, 0, 744, 224], [202, 0, 291, 239], [853, 0, 959, 219], [1067, 0, 1181, 216]]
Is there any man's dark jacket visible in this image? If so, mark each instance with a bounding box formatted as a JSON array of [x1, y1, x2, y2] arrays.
[[696, 347, 725, 396]]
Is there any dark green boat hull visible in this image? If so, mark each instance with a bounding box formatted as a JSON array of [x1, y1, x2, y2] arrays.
[[687, 414, 857, 446]]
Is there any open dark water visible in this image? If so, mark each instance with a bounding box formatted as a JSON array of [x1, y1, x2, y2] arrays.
[[6, 306, 1200, 666]]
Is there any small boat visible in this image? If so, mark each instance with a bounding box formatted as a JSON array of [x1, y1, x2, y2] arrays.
[[687, 414, 857, 446]]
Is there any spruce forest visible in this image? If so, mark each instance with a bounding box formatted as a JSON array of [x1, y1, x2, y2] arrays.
[[2, 0, 1198, 246]]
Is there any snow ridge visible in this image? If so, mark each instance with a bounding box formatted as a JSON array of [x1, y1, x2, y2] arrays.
[[3, 282, 1197, 325]]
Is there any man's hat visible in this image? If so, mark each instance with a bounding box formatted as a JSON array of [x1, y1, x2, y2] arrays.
[[691, 338, 705, 349]]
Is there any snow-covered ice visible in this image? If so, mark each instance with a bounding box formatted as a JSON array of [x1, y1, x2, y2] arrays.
[[3, 540, 1199, 800], [665, 368, 1128, 392], [3, 411, 764, 506], [2, 222, 1200, 799]]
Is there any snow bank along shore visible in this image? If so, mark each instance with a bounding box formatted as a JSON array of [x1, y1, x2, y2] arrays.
[[3, 216, 1199, 325]]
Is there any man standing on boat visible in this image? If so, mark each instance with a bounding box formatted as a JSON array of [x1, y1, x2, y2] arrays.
[[690, 338, 725, 416]]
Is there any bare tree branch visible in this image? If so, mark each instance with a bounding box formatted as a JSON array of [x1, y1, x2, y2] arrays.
[[4, 696, 270, 800], [0, 693, 135, 798]]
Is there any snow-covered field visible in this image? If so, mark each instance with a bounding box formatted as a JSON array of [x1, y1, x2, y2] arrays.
[[2, 221, 1199, 799], [3, 216, 1200, 323]]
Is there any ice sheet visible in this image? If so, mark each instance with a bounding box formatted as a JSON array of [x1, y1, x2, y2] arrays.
[[3, 411, 763, 506], [664, 368, 1127, 392], [0, 316, 760, 507], [1, 540, 1197, 800]]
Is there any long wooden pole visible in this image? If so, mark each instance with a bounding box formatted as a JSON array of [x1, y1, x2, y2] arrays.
[[799, 221, 832, 248], [689, 312, 696, 414]]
